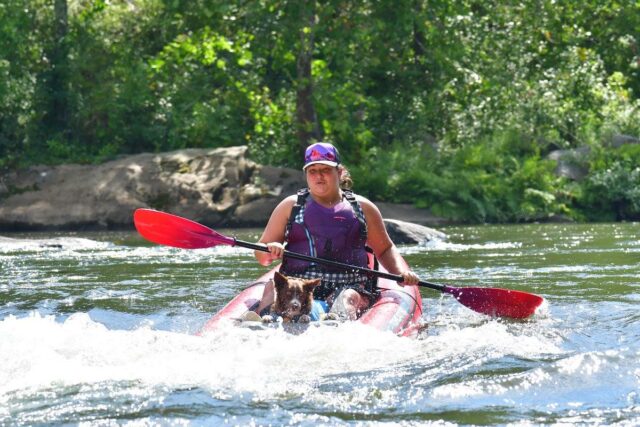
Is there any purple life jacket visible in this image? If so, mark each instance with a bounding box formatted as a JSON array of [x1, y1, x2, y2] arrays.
[[280, 189, 369, 276]]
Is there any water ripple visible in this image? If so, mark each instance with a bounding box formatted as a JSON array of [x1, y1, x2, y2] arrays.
[[1, 224, 639, 425]]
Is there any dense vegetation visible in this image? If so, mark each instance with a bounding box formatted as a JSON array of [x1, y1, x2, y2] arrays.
[[1, 0, 639, 222]]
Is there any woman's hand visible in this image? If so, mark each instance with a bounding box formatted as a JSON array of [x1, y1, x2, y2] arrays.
[[399, 270, 420, 286], [265, 242, 285, 261]]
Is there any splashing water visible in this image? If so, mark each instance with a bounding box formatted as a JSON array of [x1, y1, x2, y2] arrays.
[[1, 223, 639, 425]]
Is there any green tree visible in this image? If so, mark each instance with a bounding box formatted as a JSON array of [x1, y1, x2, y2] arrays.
[[2, 0, 639, 222]]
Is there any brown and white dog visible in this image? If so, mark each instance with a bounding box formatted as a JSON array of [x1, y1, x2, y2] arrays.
[[263, 271, 321, 323]]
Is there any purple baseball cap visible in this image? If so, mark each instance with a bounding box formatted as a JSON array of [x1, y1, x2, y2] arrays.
[[303, 142, 341, 170]]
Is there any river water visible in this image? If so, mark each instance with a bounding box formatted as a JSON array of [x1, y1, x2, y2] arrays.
[[1, 222, 638, 426]]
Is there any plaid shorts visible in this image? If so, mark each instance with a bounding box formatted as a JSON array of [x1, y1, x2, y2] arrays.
[[290, 265, 378, 302]]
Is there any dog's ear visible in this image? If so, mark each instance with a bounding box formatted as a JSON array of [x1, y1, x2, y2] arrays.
[[273, 271, 287, 290], [304, 278, 321, 290]]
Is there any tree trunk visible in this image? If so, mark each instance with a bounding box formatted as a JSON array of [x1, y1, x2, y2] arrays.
[[47, 0, 70, 138], [412, 0, 426, 58], [295, 0, 321, 158]]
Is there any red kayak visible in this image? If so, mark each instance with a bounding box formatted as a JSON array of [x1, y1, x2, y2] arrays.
[[199, 254, 424, 337]]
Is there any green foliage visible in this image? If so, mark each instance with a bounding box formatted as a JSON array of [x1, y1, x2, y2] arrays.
[[354, 136, 568, 223], [148, 27, 255, 150], [0, 1, 46, 167], [578, 145, 640, 221], [1, 0, 639, 222]]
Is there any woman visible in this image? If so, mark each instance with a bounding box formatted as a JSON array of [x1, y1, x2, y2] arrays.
[[254, 142, 419, 320]]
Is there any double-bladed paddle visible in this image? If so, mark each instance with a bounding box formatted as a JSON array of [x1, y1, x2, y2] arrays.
[[133, 208, 544, 319]]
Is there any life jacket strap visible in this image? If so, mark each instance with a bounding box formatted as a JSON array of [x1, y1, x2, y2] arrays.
[[284, 188, 310, 242], [284, 188, 368, 242], [342, 189, 368, 242]]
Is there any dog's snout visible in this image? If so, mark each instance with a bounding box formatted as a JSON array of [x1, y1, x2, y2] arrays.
[[291, 300, 301, 310]]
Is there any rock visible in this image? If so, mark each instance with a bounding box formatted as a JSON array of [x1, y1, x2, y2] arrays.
[[383, 219, 447, 244], [547, 147, 590, 181], [0, 146, 448, 236], [376, 202, 451, 227], [0, 146, 305, 230], [609, 134, 640, 148], [547, 136, 640, 181], [232, 165, 305, 226]]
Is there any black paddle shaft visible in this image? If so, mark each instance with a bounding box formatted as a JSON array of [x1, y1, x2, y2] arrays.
[[233, 238, 446, 293]]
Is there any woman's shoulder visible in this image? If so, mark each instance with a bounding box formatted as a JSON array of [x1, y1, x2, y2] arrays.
[[275, 194, 297, 211], [353, 192, 374, 207], [264, 195, 298, 230], [353, 193, 382, 216]]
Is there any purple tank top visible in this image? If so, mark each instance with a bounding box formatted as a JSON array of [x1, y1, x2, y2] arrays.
[[281, 196, 368, 275]]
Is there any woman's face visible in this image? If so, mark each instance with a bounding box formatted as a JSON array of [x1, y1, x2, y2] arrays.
[[305, 165, 339, 195]]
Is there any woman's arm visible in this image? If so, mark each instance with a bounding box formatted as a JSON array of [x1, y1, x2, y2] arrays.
[[254, 195, 296, 266], [358, 196, 419, 285]]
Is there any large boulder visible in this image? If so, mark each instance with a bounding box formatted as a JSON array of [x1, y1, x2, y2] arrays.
[[0, 146, 447, 242], [383, 219, 447, 244], [547, 146, 590, 181], [0, 146, 304, 230], [547, 134, 640, 181]]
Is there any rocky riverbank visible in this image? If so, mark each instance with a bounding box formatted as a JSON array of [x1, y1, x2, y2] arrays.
[[0, 146, 447, 243]]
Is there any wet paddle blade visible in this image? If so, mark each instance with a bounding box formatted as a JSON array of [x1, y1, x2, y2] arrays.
[[443, 285, 544, 319], [133, 208, 235, 249]]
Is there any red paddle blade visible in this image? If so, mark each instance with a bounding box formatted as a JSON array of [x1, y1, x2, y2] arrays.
[[444, 285, 544, 319], [133, 209, 235, 249]]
